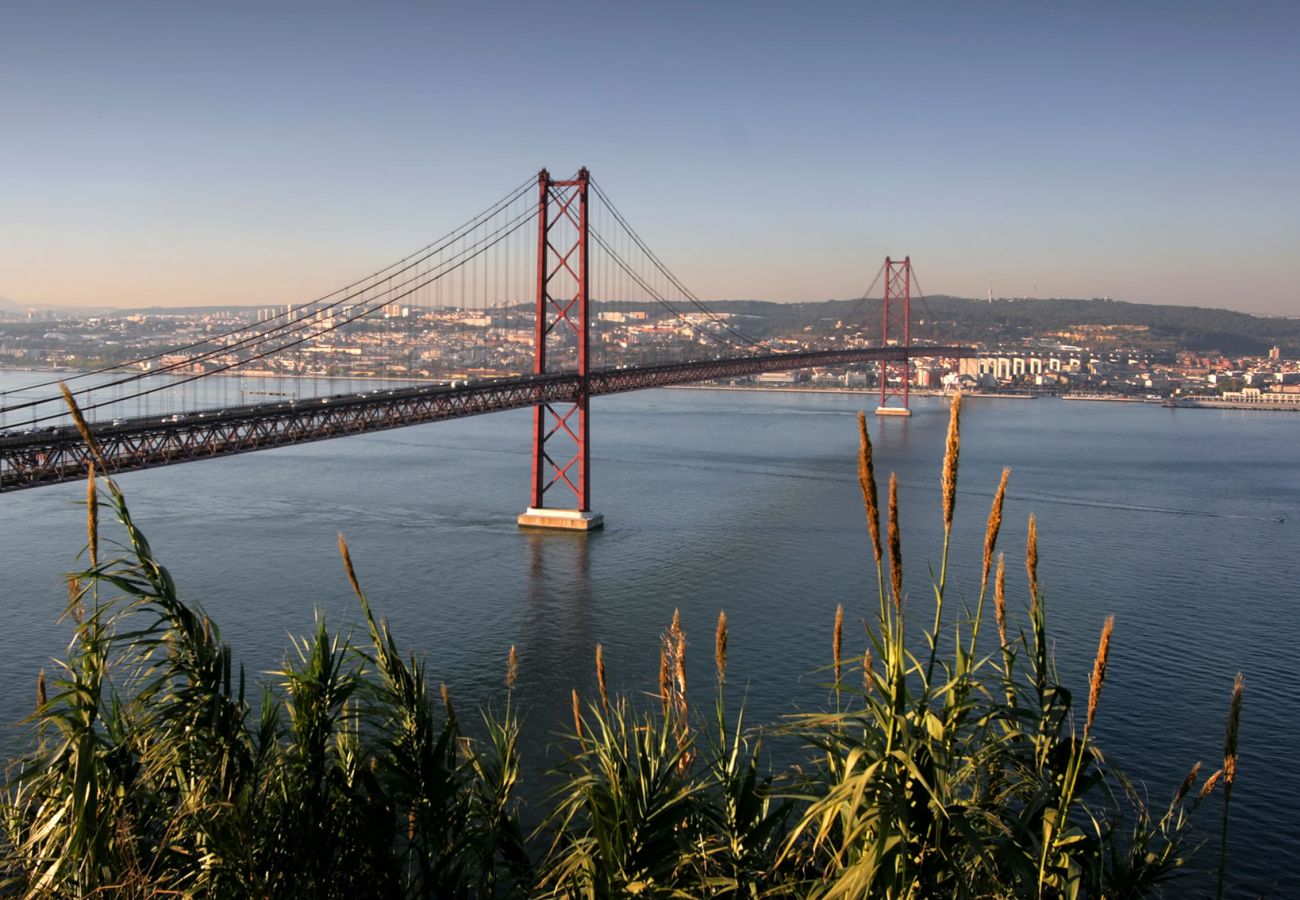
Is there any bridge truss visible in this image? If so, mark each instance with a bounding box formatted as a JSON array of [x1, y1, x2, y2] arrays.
[[0, 345, 974, 493]]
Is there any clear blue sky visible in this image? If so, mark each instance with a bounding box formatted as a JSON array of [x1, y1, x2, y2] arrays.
[[2, 1, 1297, 314]]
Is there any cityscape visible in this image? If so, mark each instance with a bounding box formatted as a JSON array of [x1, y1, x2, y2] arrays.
[[2, 298, 1296, 404]]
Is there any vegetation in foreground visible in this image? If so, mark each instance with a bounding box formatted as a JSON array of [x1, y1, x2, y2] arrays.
[[0, 392, 1244, 897]]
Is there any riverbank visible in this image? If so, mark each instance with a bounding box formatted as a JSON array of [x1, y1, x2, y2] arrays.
[[665, 383, 1043, 400]]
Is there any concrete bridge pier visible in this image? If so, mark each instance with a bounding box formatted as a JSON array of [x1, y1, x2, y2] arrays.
[[517, 507, 605, 531]]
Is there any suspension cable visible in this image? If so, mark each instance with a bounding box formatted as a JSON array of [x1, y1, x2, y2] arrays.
[[3, 179, 538, 417], [19, 200, 540, 425], [588, 178, 769, 350], [588, 225, 762, 355]]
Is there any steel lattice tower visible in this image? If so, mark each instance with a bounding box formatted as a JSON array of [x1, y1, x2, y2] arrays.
[[518, 168, 604, 530], [876, 256, 912, 417]]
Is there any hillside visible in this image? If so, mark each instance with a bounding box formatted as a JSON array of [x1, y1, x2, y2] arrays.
[[705, 297, 1299, 356]]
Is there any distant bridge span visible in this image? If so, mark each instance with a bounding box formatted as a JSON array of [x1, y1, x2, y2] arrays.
[[0, 345, 974, 493]]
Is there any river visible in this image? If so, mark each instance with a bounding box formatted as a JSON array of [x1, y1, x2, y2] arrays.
[[1, 375, 1296, 896]]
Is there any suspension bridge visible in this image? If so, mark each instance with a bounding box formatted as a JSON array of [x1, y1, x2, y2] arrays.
[[0, 169, 975, 528]]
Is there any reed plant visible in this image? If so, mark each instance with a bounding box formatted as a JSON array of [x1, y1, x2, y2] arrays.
[[0, 390, 1242, 897]]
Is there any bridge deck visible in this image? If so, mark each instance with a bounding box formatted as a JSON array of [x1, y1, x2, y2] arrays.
[[0, 346, 974, 491]]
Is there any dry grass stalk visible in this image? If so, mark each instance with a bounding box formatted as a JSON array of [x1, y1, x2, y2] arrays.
[[337, 534, 364, 601], [440, 682, 456, 726], [833, 604, 844, 686], [673, 621, 687, 717], [1026, 514, 1040, 614], [1217, 673, 1245, 896], [1175, 761, 1202, 806], [60, 383, 108, 471], [1086, 615, 1115, 734], [941, 393, 963, 532], [595, 643, 608, 711], [66, 575, 85, 624], [1199, 769, 1222, 799], [1224, 673, 1244, 786], [664, 610, 691, 769], [981, 467, 1011, 595], [887, 474, 903, 612], [994, 554, 1007, 647], [856, 411, 882, 566], [505, 645, 518, 691], [571, 689, 583, 741], [86, 461, 98, 569], [714, 611, 728, 686], [658, 644, 671, 718]]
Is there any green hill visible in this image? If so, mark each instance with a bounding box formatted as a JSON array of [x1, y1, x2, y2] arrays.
[[705, 297, 1299, 356]]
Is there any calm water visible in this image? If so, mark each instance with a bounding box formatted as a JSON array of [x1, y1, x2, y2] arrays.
[[2, 375, 1296, 896]]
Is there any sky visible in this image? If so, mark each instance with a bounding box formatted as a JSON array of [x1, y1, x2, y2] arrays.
[[2, 1, 1298, 315]]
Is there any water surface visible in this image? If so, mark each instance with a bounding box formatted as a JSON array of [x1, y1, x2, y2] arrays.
[[2, 379, 1295, 896]]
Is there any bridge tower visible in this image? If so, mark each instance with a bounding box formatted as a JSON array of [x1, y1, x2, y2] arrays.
[[876, 256, 913, 417], [518, 168, 604, 531]]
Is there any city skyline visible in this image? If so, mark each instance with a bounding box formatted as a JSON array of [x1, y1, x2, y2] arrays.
[[2, 1, 1298, 315]]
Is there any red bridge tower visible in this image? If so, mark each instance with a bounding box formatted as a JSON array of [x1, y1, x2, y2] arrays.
[[876, 256, 913, 417], [517, 168, 604, 530]]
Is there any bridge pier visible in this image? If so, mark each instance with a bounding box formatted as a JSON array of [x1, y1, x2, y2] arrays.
[[517, 507, 605, 531], [520, 168, 602, 532]]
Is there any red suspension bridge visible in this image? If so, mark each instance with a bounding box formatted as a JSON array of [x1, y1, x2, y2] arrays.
[[0, 169, 975, 528]]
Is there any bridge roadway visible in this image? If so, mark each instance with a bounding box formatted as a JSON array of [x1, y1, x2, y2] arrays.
[[0, 345, 975, 491]]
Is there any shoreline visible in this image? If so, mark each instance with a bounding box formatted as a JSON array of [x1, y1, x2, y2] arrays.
[[664, 384, 1041, 399], [11, 367, 1294, 410]]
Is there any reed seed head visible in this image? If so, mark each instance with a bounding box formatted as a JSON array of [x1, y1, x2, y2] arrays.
[[994, 553, 1007, 647], [60, 382, 107, 469], [941, 393, 962, 532], [981, 467, 1011, 595], [673, 624, 688, 714], [863, 648, 873, 694], [440, 682, 456, 725], [595, 643, 608, 711], [571, 688, 583, 741], [338, 533, 365, 601], [1199, 768, 1222, 799], [833, 604, 844, 685], [36, 670, 46, 711], [66, 574, 85, 624], [505, 644, 518, 691], [1086, 615, 1115, 734], [714, 611, 728, 686], [1026, 514, 1040, 614], [86, 461, 98, 569], [659, 644, 671, 718], [857, 411, 882, 566], [1175, 761, 1202, 806], [1224, 672, 1244, 787], [887, 473, 903, 612]]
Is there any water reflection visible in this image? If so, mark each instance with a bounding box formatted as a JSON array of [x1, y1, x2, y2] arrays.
[[518, 529, 596, 725]]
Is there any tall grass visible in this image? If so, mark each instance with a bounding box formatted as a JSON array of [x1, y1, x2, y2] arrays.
[[0, 392, 1241, 897]]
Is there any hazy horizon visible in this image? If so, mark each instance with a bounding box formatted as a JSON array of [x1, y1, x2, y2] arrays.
[[5, 291, 1292, 323], [3, 2, 1297, 316]]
